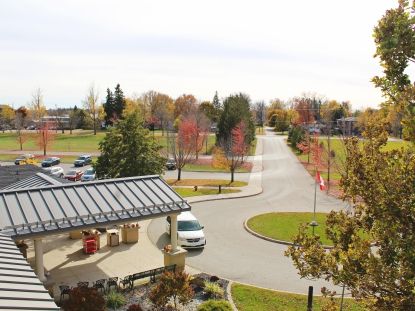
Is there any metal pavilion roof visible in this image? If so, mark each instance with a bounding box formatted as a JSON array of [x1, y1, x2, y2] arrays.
[[0, 233, 59, 310], [0, 175, 190, 239], [1, 172, 64, 191]]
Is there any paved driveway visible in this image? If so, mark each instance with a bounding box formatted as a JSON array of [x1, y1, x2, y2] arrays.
[[148, 130, 348, 294]]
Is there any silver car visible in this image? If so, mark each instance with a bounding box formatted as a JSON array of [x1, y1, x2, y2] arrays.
[[81, 168, 96, 182]]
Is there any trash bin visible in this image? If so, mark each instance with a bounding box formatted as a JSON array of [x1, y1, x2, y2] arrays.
[[106, 229, 120, 247]]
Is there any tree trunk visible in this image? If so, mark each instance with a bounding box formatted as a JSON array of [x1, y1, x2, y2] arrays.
[[70, 128, 73, 134], [327, 126, 331, 192], [93, 116, 97, 135], [19, 136, 23, 151], [177, 168, 182, 181], [231, 168, 235, 183]]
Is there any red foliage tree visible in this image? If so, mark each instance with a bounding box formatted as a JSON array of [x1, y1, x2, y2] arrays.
[[170, 117, 198, 180], [37, 122, 55, 156], [62, 287, 105, 311], [218, 121, 250, 182]]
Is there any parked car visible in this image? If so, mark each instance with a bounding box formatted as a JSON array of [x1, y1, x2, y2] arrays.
[[166, 158, 176, 170], [41, 157, 61, 167], [43, 166, 64, 178], [81, 168, 96, 182], [166, 212, 206, 248], [64, 169, 83, 181], [74, 154, 92, 167], [15, 154, 36, 165]]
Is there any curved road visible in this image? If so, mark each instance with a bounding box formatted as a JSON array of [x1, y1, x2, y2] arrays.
[[148, 130, 348, 293]]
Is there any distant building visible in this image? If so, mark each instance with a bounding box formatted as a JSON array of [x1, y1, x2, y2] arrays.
[[337, 117, 358, 136], [39, 115, 70, 129]]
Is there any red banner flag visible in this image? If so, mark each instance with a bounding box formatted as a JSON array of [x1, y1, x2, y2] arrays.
[[316, 171, 326, 191]]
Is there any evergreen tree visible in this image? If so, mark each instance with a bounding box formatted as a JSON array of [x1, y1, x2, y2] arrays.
[[94, 110, 165, 178], [113, 84, 126, 120], [104, 88, 114, 126], [212, 91, 221, 111], [216, 93, 255, 145]]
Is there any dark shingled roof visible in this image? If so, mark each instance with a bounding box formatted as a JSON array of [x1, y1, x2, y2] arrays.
[[0, 165, 68, 190], [0, 233, 59, 310]]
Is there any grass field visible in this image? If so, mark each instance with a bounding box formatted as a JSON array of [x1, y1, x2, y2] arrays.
[[232, 283, 366, 311], [0, 131, 218, 154], [173, 187, 240, 197], [166, 179, 247, 187], [247, 212, 331, 245]]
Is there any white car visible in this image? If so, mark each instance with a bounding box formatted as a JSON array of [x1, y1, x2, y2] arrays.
[[166, 212, 206, 248], [81, 168, 96, 182], [43, 166, 64, 178]]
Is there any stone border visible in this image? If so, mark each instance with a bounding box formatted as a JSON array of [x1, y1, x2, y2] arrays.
[[226, 280, 239, 311], [243, 217, 333, 249]]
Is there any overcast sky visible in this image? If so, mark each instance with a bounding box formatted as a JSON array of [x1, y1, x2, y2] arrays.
[[0, 0, 398, 110]]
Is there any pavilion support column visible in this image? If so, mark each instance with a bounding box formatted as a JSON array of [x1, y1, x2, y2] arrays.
[[34, 238, 46, 282], [171, 213, 178, 251], [163, 213, 187, 271]]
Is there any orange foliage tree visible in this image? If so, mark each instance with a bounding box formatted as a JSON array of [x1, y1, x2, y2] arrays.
[[37, 122, 55, 156]]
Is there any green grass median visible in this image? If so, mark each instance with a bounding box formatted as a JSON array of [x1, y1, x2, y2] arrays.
[[232, 283, 365, 311]]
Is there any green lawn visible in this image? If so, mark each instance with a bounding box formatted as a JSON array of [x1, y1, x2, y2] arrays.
[[232, 283, 366, 311], [173, 187, 240, 197], [247, 212, 331, 245]]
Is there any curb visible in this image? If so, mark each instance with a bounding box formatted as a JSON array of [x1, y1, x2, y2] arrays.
[[186, 186, 263, 204], [226, 280, 239, 311], [243, 217, 334, 249]]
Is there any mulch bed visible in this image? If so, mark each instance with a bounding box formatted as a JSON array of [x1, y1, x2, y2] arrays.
[[118, 273, 230, 311]]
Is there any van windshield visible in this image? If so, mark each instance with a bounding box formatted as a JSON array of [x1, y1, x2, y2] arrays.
[[178, 220, 202, 231]]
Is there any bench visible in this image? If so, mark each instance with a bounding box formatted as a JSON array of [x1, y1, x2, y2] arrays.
[[128, 264, 176, 289]]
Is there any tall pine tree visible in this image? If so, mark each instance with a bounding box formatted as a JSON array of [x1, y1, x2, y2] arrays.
[[103, 84, 126, 126], [113, 84, 126, 119], [104, 88, 114, 126]]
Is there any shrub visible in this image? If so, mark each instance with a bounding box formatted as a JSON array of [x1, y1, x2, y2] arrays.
[[204, 281, 224, 299], [62, 287, 105, 311], [209, 275, 220, 282], [289, 126, 304, 150], [106, 290, 126, 309], [190, 276, 206, 292], [149, 271, 194, 310], [197, 300, 233, 311], [127, 304, 143, 311]]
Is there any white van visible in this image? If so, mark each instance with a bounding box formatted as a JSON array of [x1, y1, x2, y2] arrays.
[[166, 212, 206, 248]]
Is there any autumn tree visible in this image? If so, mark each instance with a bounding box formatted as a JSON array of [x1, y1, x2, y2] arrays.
[[169, 117, 198, 180], [30, 88, 46, 126], [83, 84, 99, 135], [0, 104, 15, 132], [174, 94, 197, 120], [149, 271, 194, 311], [37, 122, 55, 156], [373, 0, 415, 141], [142, 91, 174, 135], [95, 110, 164, 178], [15, 107, 29, 150], [216, 121, 250, 182], [286, 118, 415, 310]]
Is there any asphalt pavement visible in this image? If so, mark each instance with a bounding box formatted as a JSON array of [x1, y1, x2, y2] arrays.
[[148, 129, 348, 294]]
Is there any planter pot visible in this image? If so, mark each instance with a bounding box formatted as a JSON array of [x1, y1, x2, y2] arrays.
[[121, 225, 139, 244]]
